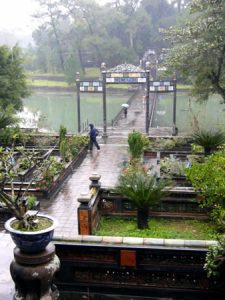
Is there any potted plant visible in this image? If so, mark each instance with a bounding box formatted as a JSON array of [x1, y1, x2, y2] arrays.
[[0, 145, 57, 253], [115, 168, 168, 229]]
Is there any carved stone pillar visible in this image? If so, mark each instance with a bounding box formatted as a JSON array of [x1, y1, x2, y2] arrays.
[[10, 243, 60, 300], [89, 173, 101, 189]]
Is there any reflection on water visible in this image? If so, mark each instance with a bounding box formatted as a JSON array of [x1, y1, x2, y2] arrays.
[[18, 107, 41, 130], [22, 92, 130, 133]]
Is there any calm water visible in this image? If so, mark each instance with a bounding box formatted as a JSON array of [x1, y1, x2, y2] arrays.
[[21, 91, 225, 134], [22, 91, 130, 133], [153, 92, 225, 134]]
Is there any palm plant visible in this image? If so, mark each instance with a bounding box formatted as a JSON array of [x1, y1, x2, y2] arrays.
[[192, 129, 225, 156], [115, 172, 167, 229], [0, 112, 17, 130]]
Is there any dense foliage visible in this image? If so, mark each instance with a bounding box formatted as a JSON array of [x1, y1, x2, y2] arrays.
[[185, 150, 225, 229], [204, 237, 225, 277], [59, 127, 89, 162], [26, 0, 185, 78], [164, 0, 225, 102], [0, 45, 29, 112]]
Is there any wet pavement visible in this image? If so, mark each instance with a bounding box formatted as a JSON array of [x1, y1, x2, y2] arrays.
[[0, 232, 14, 299], [41, 144, 128, 238]]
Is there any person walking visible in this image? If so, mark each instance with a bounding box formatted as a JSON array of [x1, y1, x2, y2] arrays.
[[123, 107, 128, 118], [88, 123, 100, 151]]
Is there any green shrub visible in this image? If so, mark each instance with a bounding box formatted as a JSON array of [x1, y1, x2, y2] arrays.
[[128, 130, 149, 160], [204, 238, 225, 277], [160, 157, 186, 177], [185, 150, 225, 229], [59, 126, 88, 162]]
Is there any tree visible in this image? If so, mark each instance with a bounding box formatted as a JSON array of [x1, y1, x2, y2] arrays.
[[0, 45, 29, 112], [142, 0, 177, 53], [33, 0, 67, 71], [164, 0, 225, 102], [31, 0, 180, 74]]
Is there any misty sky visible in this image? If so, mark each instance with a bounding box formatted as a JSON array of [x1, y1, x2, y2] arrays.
[[0, 0, 110, 34], [0, 0, 39, 33]]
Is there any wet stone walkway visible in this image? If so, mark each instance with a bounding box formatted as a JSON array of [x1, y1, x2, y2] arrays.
[[41, 144, 128, 238]]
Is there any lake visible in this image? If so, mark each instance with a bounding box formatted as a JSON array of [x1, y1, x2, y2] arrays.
[[153, 92, 225, 134], [22, 91, 130, 133], [21, 90, 225, 134]]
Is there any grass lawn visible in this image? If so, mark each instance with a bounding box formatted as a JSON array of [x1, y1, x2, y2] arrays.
[[27, 69, 192, 91], [94, 217, 218, 240], [27, 79, 130, 90], [27, 79, 70, 88]]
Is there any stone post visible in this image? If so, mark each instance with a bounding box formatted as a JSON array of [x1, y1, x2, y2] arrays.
[[77, 193, 92, 235], [76, 72, 81, 133], [101, 62, 108, 140], [89, 173, 101, 189], [172, 73, 178, 136], [145, 61, 150, 134]]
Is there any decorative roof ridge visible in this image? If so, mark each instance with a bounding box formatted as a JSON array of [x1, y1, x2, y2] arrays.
[[107, 63, 145, 73]]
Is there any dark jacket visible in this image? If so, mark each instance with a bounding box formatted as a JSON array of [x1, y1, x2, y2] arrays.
[[89, 124, 98, 139]]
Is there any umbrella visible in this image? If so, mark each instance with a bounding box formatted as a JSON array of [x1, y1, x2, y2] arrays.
[[121, 104, 129, 108], [156, 110, 166, 116]]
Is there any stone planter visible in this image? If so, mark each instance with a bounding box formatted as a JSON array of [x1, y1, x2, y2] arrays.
[[36, 145, 88, 198]]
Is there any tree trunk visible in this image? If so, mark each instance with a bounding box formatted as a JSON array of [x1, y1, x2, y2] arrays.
[[137, 207, 149, 229], [204, 147, 211, 156], [78, 47, 86, 74], [50, 13, 65, 71]]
